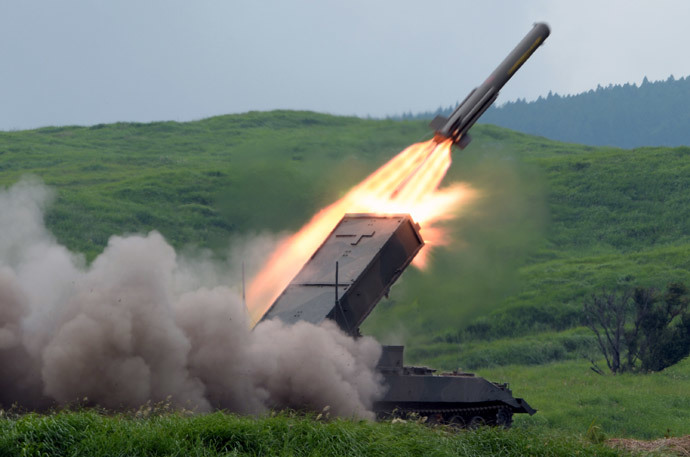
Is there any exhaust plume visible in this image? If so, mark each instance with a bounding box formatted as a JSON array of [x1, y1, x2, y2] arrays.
[[0, 178, 382, 418]]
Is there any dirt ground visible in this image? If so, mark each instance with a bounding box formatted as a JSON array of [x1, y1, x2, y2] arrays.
[[607, 436, 690, 456]]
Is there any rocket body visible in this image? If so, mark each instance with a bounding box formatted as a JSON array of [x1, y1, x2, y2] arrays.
[[431, 22, 550, 148]]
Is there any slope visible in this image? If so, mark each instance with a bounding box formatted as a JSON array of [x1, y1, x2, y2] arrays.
[[1, 112, 689, 366]]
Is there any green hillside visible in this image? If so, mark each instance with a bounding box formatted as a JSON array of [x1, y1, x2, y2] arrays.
[[0, 112, 421, 258], [2, 111, 690, 440], [387, 125, 690, 370], [2, 111, 689, 365]]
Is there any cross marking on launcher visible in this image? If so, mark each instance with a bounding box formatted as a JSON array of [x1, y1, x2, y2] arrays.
[[336, 231, 375, 245]]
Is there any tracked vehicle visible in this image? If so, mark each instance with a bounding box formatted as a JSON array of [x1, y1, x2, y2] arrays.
[[260, 213, 535, 426]]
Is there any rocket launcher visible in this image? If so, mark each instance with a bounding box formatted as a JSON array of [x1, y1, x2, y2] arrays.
[[259, 214, 424, 336]]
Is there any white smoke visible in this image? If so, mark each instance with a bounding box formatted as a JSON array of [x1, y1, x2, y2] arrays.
[[0, 178, 383, 417]]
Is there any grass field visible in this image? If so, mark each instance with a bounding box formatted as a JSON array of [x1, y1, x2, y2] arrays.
[[483, 357, 690, 439]]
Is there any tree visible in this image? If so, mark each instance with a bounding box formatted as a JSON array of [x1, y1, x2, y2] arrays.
[[626, 283, 690, 372], [583, 288, 632, 373], [583, 283, 690, 374]]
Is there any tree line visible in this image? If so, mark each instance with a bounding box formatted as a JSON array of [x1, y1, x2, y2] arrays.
[[394, 75, 690, 149]]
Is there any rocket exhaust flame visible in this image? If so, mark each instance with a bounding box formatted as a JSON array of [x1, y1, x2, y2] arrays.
[[247, 23, 551, 325], [247, 138, 475, 326]]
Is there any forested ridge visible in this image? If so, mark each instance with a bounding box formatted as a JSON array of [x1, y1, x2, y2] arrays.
[[398, 75, 690, 148]]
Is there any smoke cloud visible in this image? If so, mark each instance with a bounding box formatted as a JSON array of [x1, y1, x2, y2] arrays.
[[0, 178, 383, 418]]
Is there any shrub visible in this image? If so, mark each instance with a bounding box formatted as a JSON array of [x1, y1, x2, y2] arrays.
[[584, 282, 690, 373]]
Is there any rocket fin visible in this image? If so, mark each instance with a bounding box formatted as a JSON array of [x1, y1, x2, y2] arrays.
[[429, 115, 448, 130]]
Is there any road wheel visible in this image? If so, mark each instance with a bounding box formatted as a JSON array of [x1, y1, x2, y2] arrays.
[[447, 414, 466, 429], [496, 408, 513, 429], [468, 415, 486, 429]]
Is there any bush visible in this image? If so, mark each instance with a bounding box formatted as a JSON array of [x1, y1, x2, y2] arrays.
[[584, 282, 690, 373]]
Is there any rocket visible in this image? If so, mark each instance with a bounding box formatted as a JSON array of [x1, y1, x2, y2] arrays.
[[431, 22, 550, 149]]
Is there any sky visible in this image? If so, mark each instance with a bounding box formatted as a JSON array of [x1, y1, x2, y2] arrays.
[[2, 0, 690, 131]]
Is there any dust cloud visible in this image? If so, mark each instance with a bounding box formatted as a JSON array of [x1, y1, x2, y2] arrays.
[[0, 178, 383, 418]]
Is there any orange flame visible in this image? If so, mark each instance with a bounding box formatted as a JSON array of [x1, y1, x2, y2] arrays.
[[247, 138, 474, 326]]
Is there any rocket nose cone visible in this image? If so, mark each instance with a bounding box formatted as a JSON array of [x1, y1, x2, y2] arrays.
[[533, 22, 551, 39]]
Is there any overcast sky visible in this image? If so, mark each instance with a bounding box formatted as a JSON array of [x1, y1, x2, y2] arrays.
[[2, 0, 690, 130]]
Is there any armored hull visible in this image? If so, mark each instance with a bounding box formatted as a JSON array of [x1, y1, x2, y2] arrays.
[[259, 213, 535, 426], [375, 345, 534, 426]]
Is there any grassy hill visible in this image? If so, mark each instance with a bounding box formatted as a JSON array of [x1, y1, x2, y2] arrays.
[[2, 111, 689, 439], [2, 112, 689, 356], [0, 112, 421, 258], [388, 125, 690, 369]]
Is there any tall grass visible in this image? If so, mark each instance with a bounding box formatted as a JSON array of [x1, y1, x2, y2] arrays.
[[0, 410, 624, 457]]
